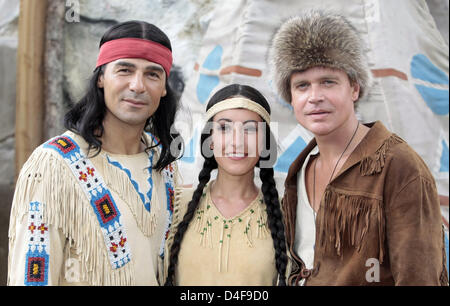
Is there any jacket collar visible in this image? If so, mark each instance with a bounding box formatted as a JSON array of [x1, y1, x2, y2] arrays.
[[284, 121, 392, 189]]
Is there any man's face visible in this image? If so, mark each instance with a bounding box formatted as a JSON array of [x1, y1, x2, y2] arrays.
[[290, 66, 359, 136], [98, 58, 167, 128]]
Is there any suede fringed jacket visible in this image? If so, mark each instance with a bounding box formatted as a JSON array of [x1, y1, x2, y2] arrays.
[[283, 121, 448, 286]]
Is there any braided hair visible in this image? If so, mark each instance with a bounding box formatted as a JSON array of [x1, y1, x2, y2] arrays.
[[260, 167, 287, 285], [165, 84, 287, 285], [165, 157, 217, 286]]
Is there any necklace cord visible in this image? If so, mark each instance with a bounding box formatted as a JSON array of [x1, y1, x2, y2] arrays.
[[312, 121, 360, 213]]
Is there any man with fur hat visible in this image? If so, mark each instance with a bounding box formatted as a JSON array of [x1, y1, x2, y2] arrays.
[[269, 10, 448, 285]]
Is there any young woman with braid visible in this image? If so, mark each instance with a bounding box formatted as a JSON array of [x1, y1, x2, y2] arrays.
[[164, 84, 287, 285]]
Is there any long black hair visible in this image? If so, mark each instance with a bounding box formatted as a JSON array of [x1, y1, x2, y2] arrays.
[[165, 84, 287, 285], [64, 20, 182, 171]]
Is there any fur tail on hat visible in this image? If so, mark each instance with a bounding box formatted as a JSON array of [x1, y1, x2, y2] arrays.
[[268, 10, 372, 103]]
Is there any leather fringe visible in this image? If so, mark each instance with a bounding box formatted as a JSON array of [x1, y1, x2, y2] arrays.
[[360, 134, 403, 176], [100, 153, 159, 237], [317, 188, 385, 264]]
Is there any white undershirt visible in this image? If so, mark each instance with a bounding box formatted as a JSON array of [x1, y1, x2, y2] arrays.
[[294, 146, 319, 278]]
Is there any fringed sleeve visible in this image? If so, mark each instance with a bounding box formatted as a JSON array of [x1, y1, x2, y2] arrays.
[[385, 174, 448, 285], [8, 148, 70, 285], [8, 199, 66, 286], [8, 145, 135, 285]]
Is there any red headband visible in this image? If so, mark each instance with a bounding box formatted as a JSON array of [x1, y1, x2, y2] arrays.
[[95, 38, 173, 77]]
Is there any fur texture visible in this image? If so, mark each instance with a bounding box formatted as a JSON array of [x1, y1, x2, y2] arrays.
[[268, 10, 372, 103]]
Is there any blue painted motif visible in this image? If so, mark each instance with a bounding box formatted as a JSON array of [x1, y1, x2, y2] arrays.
[[411, 54, 449, 85], [197, 74, 220, 104], [196, 45, 223, 104], [411, 54, 449, 116], [180, 127, 199, 164], [106, 151, 154, 212], [274, 136, 307, 173], [202, 45, 223, 70], [414, 84, 449, 115]]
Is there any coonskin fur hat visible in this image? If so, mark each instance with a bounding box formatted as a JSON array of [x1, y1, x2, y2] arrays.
[[268, 10, 372, 103]]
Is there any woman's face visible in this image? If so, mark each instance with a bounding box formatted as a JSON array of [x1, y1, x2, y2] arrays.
[[210, 107, 264, 177]]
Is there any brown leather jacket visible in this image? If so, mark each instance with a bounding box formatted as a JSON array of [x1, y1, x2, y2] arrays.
[[282, 121, 448, 286]]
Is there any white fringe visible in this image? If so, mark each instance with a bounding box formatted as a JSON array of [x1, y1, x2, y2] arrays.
[[99, 153, 159, 237], [9, 146, 135, 285]]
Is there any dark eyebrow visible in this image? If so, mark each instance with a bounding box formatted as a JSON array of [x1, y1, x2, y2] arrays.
[[145, 65, 165, 73], [320, 75, 340, 80], [113, 61, 164, 74], [243, 120, 259, 124], [291, 79, 308, 85], [216, 118, 233, 123], [114, 61, 136, 68], [292, 75, 340, 84], [216, 119, 259, 124]]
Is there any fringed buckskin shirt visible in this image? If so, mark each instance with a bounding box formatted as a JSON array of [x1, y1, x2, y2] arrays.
[[283, 121, 448, 286], [8, 131, 177, 286]]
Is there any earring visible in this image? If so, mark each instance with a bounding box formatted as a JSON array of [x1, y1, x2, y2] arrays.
[[210, 142, 214, 150]]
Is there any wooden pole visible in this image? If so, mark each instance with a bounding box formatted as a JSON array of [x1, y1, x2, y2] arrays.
[[15, 0, 48, 179]]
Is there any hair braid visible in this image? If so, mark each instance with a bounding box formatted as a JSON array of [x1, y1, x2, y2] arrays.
[[259, 167, 288, 286], [164, 158, 217, 285]]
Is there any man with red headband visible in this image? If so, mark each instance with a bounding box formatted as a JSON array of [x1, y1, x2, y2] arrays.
[[8, 21, 182, 285]]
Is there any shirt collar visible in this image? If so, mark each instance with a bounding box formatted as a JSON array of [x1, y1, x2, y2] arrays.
[[285, 121, 393, 188]]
